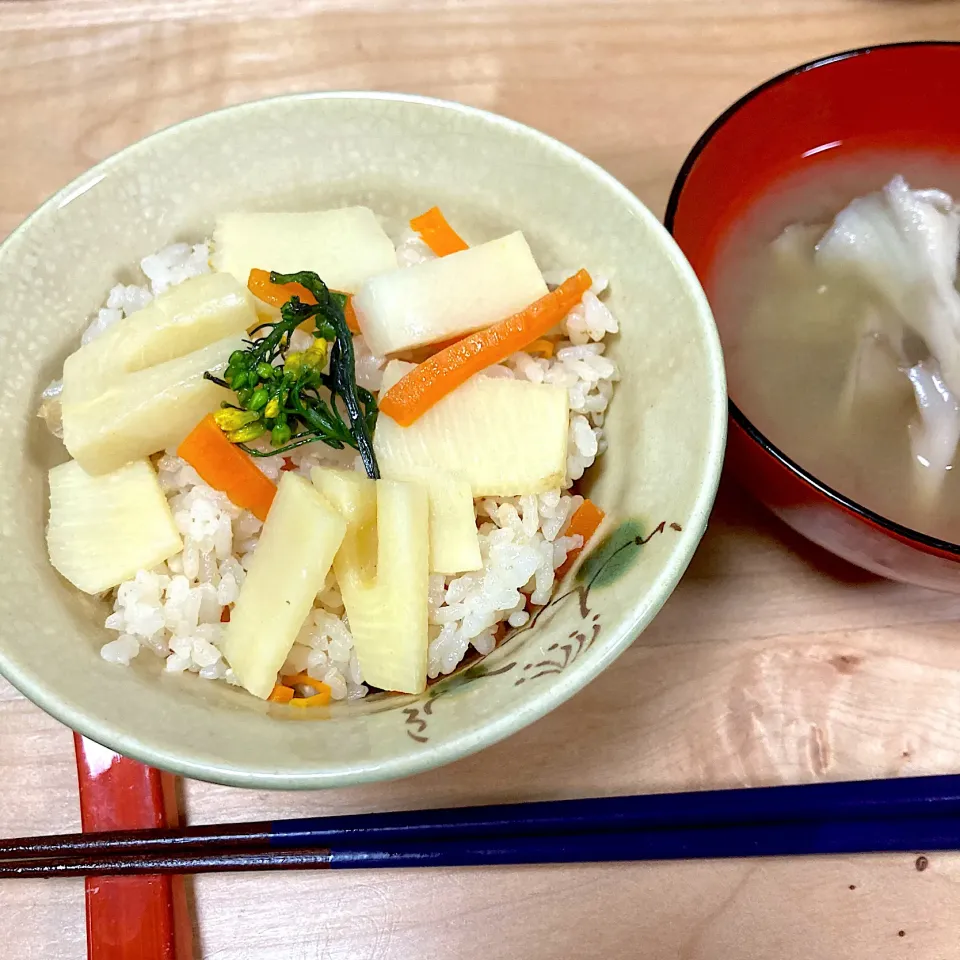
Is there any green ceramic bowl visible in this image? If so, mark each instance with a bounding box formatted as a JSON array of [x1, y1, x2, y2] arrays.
[[0, 93, 725, 788]]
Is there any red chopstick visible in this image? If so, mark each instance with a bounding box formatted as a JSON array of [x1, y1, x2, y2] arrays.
[[74, 736, 194, 960]]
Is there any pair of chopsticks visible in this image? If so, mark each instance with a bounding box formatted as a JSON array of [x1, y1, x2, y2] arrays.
[[6, 773, 960, 877]]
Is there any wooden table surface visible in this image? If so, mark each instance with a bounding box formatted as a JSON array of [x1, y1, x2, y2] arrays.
[[4, 1, 960, 957]]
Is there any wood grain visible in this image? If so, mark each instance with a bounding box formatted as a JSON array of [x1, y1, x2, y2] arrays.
[[4, 1, 960, 957]]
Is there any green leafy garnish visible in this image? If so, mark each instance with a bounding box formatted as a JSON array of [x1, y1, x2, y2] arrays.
[[205, 270, 380, 479]]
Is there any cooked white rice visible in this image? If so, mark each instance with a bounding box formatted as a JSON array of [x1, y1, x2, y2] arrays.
[[84, 234, 619, 699]]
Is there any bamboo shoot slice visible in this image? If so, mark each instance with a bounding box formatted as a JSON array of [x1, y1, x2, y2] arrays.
[[375, 360, 569, 497], [374, 363, 480, 571], [47, 459, 182, 595], [62, 273, 257, 405], [212, 208, 398, 296], [385, 471, 480, 575], [223, 473, 346, 700], [62, 335, 244, 476], [353, 231, 548, 356], [423, 473, 481, 574], [311, 469, 429, 694]]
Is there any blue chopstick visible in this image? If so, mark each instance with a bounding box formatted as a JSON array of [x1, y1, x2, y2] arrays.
[[326, 814, 958, 869], [269, 773, 960, 849]]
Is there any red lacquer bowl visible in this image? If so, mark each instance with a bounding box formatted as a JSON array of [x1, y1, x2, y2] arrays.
[[665, 42, 960, 592]]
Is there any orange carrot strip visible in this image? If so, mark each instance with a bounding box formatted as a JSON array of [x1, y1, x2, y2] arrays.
[[342, 295, 361, 334], [526, 338, 555, 359], [248, 268, 317, 308], [282, 672, 333, 706], [380, 269, 592, 426], [267, 684, 295, 704], [177, 415, 277, 522], [247, 268, 361, 333], [410, 207, 468, 257], [289, 688, 332, 708], [556, 499, 606, 579]]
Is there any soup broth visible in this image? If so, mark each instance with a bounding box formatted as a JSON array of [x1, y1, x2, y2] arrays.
[[713, 150, 960, 544]]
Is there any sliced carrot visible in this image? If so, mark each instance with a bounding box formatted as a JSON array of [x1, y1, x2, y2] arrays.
[[526, 338, 555, 358], [282, 672, 334, 706], [565, 498, 605, 549], [410, 207, 468, 257], [272, 673, 333, 705], [247, 268, 361, 333], [248, 268, 316, 308], [379, 269, 592, 426], [290, 689, 332, 708], [267, 684, 295, 704], [556, 499, 606, 579], [177, 415, 277, 522], [342, 296, 361, 333]]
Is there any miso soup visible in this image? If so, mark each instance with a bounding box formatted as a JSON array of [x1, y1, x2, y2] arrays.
[[713, 151, 960, 543]]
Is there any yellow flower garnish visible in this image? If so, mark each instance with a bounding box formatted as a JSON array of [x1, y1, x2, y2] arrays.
[[304, 339, 329, 369], [213, 408, 260, 432], [285, 351, 304, 376]]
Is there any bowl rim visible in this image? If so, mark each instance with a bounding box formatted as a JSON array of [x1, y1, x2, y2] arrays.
[[664, 40, 960, 560], [3, 90, 727, 788]]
